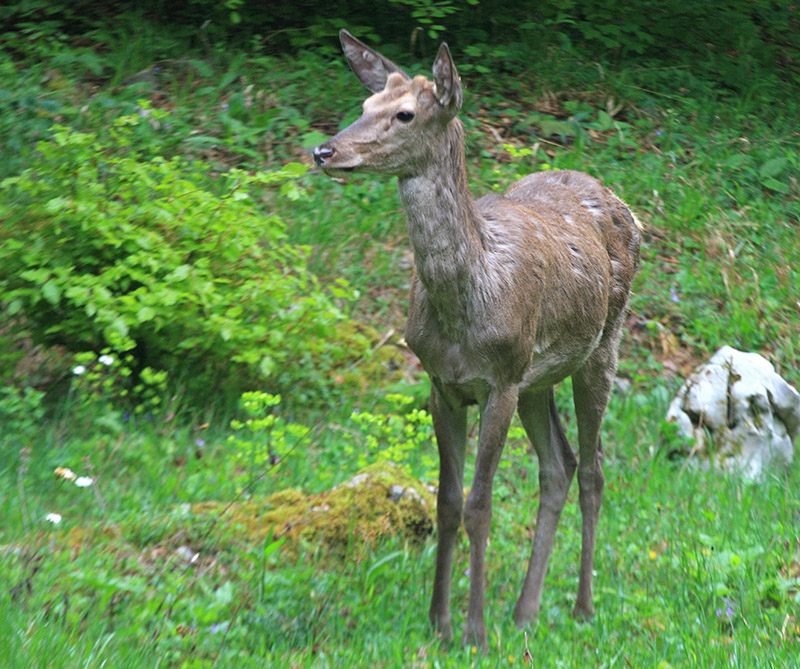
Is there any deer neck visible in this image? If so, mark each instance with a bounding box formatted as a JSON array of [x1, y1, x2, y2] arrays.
[[397, 120, 486, 327]]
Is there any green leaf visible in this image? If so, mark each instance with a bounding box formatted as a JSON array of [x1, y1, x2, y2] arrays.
[[300, 131, 330, 148], [722, 154, 751, 169], [187, 58, 213, 78], [263, 536, 285, 559], [44, 196, 70, 213], [184, 135, 220, 147], [759, 157, 787, 179], [538, 119, 574, 138], [213, 581, 234, 607], [42, 280, 61, 305], [280, 181, 304, 201], [596, 110, 614, 131], [161, 290, 178, 306], [762, 178, 789, 193], [259, 355, 275, 377], [136, 306, 156, 323], [169, 264, 192, 281], [281, 162, 309, 178], [109, 316, 129, 338]]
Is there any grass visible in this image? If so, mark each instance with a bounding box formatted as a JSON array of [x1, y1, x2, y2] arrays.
[[3, 389, 799, 666], [2, 13, 800, 668]]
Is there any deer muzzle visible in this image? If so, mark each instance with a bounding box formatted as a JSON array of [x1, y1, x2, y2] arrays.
[[313, 145, 335, 166]]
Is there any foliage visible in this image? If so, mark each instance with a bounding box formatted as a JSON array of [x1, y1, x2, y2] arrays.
[[348, 393, 437, 479], [113, 0, 800, 90], [0, 107, 359, 406], [227, 391, 309, 488], [0, 4, 799, 667], [0, 385, 46, 444], [388, 0, 479, 43], [67, 350, 167, 426], [5, 0, 797, 89]]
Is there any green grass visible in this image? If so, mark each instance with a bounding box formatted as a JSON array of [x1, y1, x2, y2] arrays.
[[3, 388, 799, 666], [2, 13, 800, 668]]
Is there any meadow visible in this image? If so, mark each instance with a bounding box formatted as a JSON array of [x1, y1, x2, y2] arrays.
[[1, 4, 799, 666]]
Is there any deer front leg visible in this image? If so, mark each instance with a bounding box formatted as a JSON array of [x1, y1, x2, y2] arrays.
[[429, 384, 467, 642], [462, 386, 518, 650]]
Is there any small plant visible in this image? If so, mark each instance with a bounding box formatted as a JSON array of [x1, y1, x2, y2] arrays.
[[69, 350, 127, 404], [0, 385, 45, 443], [347, 393, 437, 479], [389, 0, 474, 41], [58, 350, 170, 437], [228, 392, 309, 489]]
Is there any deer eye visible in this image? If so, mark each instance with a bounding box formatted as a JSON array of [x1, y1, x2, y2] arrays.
[[396, 111, 415, 123]]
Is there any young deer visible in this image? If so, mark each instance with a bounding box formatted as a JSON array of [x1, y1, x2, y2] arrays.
[[314, 31, 641, 649]]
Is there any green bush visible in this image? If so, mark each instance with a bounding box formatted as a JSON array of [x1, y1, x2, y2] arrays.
[[0, 106, 359, 405]]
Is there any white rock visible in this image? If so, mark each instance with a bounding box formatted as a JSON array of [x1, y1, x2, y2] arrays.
[[665, 346, 800, 479], [174, 545, 198, 562]]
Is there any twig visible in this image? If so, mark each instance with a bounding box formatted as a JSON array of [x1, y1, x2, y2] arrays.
[[523, 630, 534, 667], [347, 327, 396, 372], [17, 447, 31, 532]]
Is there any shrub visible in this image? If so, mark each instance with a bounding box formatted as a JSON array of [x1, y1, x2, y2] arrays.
[[227, 391, 309, 489], [348, 393, 437, 480], [0, 106, 359, 406]]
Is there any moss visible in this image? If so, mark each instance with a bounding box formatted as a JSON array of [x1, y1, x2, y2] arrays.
[[189, 462, 435, 560], [34, 465, 435, 566], [264, 488, 306, 508], [334, 321, 409, 390]]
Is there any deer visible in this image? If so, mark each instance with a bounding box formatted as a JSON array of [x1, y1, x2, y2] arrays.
[[313, 30, 641, 650]]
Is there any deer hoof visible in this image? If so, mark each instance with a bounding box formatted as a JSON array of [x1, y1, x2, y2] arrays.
[[571, 602, 595, 621], [462, 622, 487, 652], [512, 602, 540, 629], [429, 614, 453, 643]]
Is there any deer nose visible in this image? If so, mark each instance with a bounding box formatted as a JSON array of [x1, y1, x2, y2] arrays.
[[313, 145, 335, 166]]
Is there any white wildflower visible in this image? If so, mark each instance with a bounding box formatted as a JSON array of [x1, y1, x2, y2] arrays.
[[75, 476, 94, 488], [73, 365, 86, 375], [45, 513, 62, 524], [55, 467, 77, 481], [98, 354, 114, 366]]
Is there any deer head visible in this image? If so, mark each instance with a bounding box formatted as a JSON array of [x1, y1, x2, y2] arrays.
[[313, 30, 463, 178]]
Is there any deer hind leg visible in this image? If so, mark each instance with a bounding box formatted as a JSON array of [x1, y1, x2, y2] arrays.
[[571, 340, 619, 619], [428, 383, 468, 642], [513, 387, 576, 628]]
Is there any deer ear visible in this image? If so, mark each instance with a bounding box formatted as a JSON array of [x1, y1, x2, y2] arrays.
[[432, 42, 462, 111], [340, 29, 411, 93]]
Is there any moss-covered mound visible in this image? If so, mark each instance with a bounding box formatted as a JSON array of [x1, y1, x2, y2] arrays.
[[191, 463, 435, 559]]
